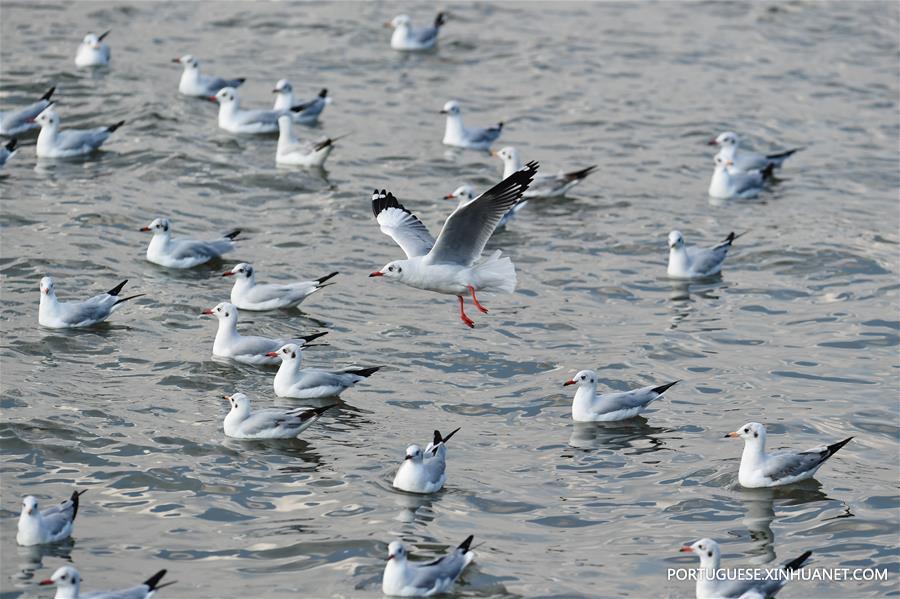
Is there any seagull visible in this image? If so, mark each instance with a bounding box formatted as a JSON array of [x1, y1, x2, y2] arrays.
[[564, 371, 678, 422], [385, 12, 446, 51], [272, 80, 329, 125], [0, 138, 17, 167], [17, 490, 86, 546], [709, 131, 800, 172], [39, 566, 174, 599], [383, 535, 475, 597], [39, 276, 144, 329], [369, 163, 537, 328], [33, 105, 124, 158], [725, 422, 853, 488], [173, 55, 245, 97], [708, 155, 771, 199], [201, 301, 327, 366], [680, 538, 811, 599], [222, 392, 332, 440], [493, 146, 596, 198], [223, 263, 338, 311], [275, 115, 336, 167], [141, 217, 240, 268], [0, 85, 55, 137], [268, 343, 381, 399], [211, 87, 309, 134], [75, 31, 111, 67], [445, 185, 526, 229], [667, 230, 739, 279], [440, 100, 502, 150], [393, 428, 460, 494]]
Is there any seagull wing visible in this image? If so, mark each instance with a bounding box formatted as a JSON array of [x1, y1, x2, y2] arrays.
[[372, 190, 435, 258]]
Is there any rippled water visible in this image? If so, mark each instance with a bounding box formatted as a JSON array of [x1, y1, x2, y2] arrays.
[[1, 2, 898, 598]]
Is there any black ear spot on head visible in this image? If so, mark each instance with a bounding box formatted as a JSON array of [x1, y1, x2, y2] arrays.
[[225, 312, 230, 317], [163, 223, 169, 231], [707, 551, 713, 557], [753, 432, 758, 438], [291, 352, 296, 359]]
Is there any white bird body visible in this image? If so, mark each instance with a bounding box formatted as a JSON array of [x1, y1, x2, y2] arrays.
[[222, 393, 330, 439], [440, 100, 502, 150], [0, 86, 54, 137], [39, 565, 172, 599], [174, 55, 244, 97], [726, 422, 853, 488], [496, 146, 596, 199], [17, 491, 85, 546], [565, 370, 678, 422], [710, 131, 799, 172], [272, 80, 328, 125], [224, 263, 337, 311], [270, 343, 380, 399], [667, 230, 737, 279], [392, 429, 459, 494], [388, 13, 445, 51], [142, 217, 239, 269], [213, 87, 304, 134], [75, 31, 111, 67], [275, 116, 334, 167], [38, 277, 142, 329], [382, 536, 474, 597], [708, 156, 768, 199], [34, 107, 123, 158]]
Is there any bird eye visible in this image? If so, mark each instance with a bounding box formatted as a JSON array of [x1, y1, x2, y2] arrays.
[[744, 428, 749, 433], [61, 575, 67, 581], [388, 266, 394, 272], [283, 348, 289, 353], [580, 375, 586, 380]]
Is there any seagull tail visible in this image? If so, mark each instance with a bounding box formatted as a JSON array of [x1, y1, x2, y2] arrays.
[[5, 138, 17, 152], [107, 120, 125, 133], [142, 570, 168, 591], [783, 550, 812, 572], [106, 279, 128, 296], [223, 229, 241, 241], [651, 380, 680, 396], [565, 165, 598, 181], [113, 293, 145, 307], [318, 88, 328, 98], [70, 489, 87, 520], [315, 271, 339, 287], [766, 147, 802, 165], [825, 437, 853, 458], [300, 331, 329, 345], [435, 12, 447, 27], [473, 250, 517, 294], [433, 427, 461, 449], [457, 535, 475, 552], [41, 86, 56, 102], [346, 366, 381, 378], [761, 163, 776, 180]]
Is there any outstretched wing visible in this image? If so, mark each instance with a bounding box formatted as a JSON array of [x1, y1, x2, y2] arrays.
[[372, 190, 435, 258]]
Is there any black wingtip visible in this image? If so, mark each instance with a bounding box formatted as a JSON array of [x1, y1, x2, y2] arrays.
[[310, 404, 335, 417], [113, 293, 145, 306], [106, 279, 128, 296], [784, 550, 812, 572], [142, 570, 167, 591], [98, 30, 111, 41], [313, 138, 334, 152], [723, 232, 737, 246], [5, 138, 17, 152], [766, 148, 801, 160], [826, 437, 853, 456], [70, 489, 86, 520], [316, 271, 339, 285], [348, 366, 381, 378], [224, 229, 241, 240], [433, 427, 461, 447], [300, 331, 329, 344], [651, 380, 679, 396], [41, 86, 56, 102], [458, 534, 474, 552], [235, 78, 246, 85], [435, 12, 446, 27], [497, 121, 504, 129], [762, 163, 775, 179], [318, 88, 328, 98], [372, 189, 410, 219], [569, 165, 598, 180], [107, 120, 125, 133]]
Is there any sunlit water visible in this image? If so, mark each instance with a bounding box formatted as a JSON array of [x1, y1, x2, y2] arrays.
[[1, 2, 898, 598]]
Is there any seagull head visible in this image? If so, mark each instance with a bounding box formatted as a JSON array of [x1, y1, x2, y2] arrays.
[[81, 33, 102, 49], [386, 540, 407, 562], [222, 262, 254, 281], [445, 185, 476, 203], [39, 276, 56, 298], [266, 343, 301, 363], [273, 79, 292, 94], [32, 105, 59, 129], [680, 538, 720, 565], [370, 260, 407, 281], [386, 15, 411, 29], [440, 100, 460, 116], [709, 131, 739, 148], [202, 302, 238, 324], [667, 230, 685, 250], [224, 392, 251, 414], [21, 495, 38, 516], [140, 217, 171, 236], [404, 444, 424, 463], [725, 422, 766, 445], [563, 369, 598, 389], [713, 155, 734, 170], [211, 87, 238, 105], [172, 54, 199, 70], [491, 146, 519, 166], [39, 566, 82, 592]]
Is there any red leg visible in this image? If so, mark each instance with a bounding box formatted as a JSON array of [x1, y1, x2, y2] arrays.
[[457, 295, 475, 328], [468, 285, 488, 313]]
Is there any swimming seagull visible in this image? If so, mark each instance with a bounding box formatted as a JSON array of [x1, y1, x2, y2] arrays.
[[493, 146, 597, 199], [141, 217, 240, 269], [33, 105, 124, 158], [39, 277, 144, 329], [17, 490, 86, 546], [386, 12, 446, 51], [201, 301, 327, 366], [211, 87, 309, 134], [173, 55, 245, 97], [369, 163, 537, 328], [708, 155, 771, 199], [725, 422, 853, 488], [445, 185, 526, 229], [268, 343, 381, 399], [564, 370, 678, 422], [441, 100, 503, 150], [667, 230, 740, 280], [0, 138, 17, 167], [74, 30, 111, 67], [39, 566, 174, 599], [393, 428, 460, 494], [709, 131, 800, 172], [0, 85, 54, 137], [272, 80, 329, 125], [223, 263, 338, 311], [275, 115, 337, 167], [382, 535, 475, 597], [222, 392, 332, 440], [680, 538, 811, 599]]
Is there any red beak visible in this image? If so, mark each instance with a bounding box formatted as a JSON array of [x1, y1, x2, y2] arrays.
[[201, 308, 214, 315], [265, 351, 278, 357], [26, 117, 36, 123], [171, 58, 182, 63], [387, 554, 395, 561], [369, 271, 384, 277], [563, 380, 576, 386], [139, 226, 151, 232], [707, 138, 718, 145], [679, 547, 693, 553], [39, 579, 54, 586], [444, 194, 455, 199], [222, 271, 235, 277], [209, 96, 218, 102]]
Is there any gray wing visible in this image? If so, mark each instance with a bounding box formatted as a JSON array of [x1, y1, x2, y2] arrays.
[[408, 549, 469, 590], [715, 577, 781, 599], [199, 74, 244, 95], [58, 294, 116, 325], [593, 385, 663, 413], [426, 162, 537, 266], [295, 96, 326, 120], [238, 407, 318, 436], [296, 369, 360, 388], [245, 282, 317, 303], [2, 99, 51, 133], [169, 238, 234, 260], [763, 448, 831, 482], [40, 512, 74, 537], [226, 334, 281, 356], [733, 148, 769, 171], [411, 25, 439, 45], [465, 124, 502, 145], [233, 108, 282, 127], [55, 128, 111, 151], [81, 585, 151, 599], [729, 169, 765, 194], [686, 239, 732, 275], [372, 191, 435, 258]]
